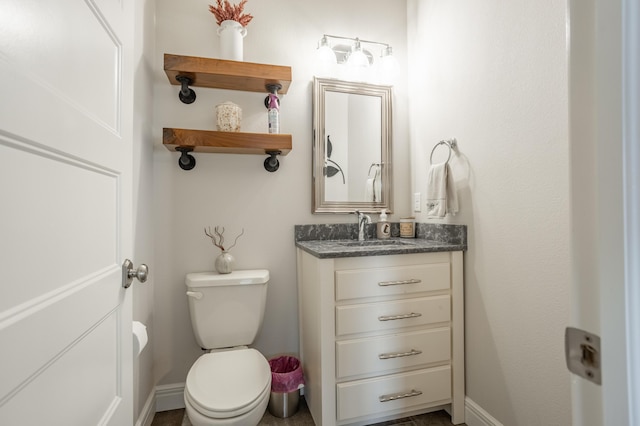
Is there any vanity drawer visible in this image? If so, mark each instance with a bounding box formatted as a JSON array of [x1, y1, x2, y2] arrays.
[[336, 295, 450, 336], [335, 262, 450, 301], [336, 327, 450, 378], [336, 366, 452, 422]]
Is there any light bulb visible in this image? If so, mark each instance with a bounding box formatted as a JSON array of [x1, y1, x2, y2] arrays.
[[346, 39, 370, 68], [377, 46, 399, 84], [345, 39, 370, 82], [314, 36, 337, 77]]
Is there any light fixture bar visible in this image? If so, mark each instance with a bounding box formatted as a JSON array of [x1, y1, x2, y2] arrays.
[[320, 34, 392, 67], [322, 34, 391, 50], [315, 34, 398, 83]]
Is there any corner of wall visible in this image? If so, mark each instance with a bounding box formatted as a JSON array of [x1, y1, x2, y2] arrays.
[[135, 388, 157, 426], [464, 397, 504, 426], [155, 383, 187, 412]]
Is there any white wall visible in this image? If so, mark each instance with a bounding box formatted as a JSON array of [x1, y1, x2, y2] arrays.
[[152, 0, 410, 386], [407, 1, 571, 425], [150, 2, 573, 424]]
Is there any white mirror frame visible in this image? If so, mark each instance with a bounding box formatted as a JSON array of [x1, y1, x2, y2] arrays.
[[312, 77, 393, 214]]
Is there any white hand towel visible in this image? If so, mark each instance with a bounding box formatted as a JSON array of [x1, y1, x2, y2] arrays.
[[445, 163, 459, 215], [426, 163, 447, 217], [426, 162, 458, 218], [365, 178, 375, 201]]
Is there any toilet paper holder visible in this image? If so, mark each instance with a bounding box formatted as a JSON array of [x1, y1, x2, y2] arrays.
[[132, 321, 148, 357]]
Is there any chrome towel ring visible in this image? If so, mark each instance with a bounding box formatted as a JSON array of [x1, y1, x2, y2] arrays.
[[368, 162, 381, 177], [429, 138, 458, 165]]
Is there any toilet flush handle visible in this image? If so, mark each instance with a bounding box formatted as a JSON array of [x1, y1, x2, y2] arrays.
[[186, 291, 203, 300]]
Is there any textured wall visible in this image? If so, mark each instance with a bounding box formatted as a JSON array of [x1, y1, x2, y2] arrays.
[[407, 1, 571, 425]]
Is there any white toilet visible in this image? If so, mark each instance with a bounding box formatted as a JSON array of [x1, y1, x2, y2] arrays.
[[184, 270, 272, 426]]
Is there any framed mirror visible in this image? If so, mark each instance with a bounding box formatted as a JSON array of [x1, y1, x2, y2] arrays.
[[312, 77, 392, 213]]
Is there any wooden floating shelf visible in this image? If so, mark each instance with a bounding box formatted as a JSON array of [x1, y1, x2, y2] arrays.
[[164, 54, 292, 94], [162, 128, 292, 155]]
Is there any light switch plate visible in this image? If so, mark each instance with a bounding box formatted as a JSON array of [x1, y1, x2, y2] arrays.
[[413, 193, 421, 212]]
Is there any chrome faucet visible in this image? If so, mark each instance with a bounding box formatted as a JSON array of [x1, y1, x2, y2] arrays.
[[355, 210, 372, 241]]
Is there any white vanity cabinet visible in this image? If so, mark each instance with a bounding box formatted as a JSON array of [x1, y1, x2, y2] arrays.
[[297, 250, 465, 426]]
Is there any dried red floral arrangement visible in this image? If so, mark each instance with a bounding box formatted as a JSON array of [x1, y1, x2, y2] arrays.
[[208, 0, 253, 27]]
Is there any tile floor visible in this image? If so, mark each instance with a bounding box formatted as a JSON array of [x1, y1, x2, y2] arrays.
[[150, 397, 465, 426]]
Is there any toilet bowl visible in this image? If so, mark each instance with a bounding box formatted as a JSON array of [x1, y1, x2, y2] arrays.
[[183, 270, 271, 426], [184, 348, 271, 426]]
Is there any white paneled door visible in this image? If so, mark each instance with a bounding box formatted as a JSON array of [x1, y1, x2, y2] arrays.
[[0, 1, 135, 425]]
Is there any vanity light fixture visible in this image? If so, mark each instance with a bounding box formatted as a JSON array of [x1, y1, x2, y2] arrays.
[[314, 34, 399, 84]]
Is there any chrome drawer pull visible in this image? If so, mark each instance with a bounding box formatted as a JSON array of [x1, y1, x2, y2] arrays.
[[378, 278, 422, 286], [378, 312, 422, 321], [378, 349, 423, 360], [379, 389, 423, 403]]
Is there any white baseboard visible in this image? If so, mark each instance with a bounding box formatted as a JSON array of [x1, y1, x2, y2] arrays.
[[135, 390, 156, 426], [465, 397, 503, 426], [155, 382, 186, 412], [151, 384, 501, 426]]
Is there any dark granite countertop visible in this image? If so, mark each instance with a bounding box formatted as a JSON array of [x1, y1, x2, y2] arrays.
[[296, 238, 465, 258], [294, 223, 467, 259]]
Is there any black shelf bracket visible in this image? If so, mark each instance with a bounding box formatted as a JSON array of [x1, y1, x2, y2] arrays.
[[264, 83, 282, 108], [176, 147, 196, 170], [176, 75, 196, 104], [266, 83, 282, 94], [173, 147, 285, 172], [264, 150, 282, 172]]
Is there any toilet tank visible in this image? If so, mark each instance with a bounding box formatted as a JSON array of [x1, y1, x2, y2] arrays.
[[185, 270, 269, 349]]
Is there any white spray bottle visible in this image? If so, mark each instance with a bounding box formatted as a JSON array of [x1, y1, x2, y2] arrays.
[[267, 91, 279, 134]]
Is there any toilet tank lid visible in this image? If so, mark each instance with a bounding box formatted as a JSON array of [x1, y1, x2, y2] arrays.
[[185, 270, 269, 287]]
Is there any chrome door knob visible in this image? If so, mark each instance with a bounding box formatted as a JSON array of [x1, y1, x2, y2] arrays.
[[122, 259, 149, 288]]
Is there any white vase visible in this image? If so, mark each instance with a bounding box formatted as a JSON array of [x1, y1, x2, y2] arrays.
[[217, 20, 246, 61], [215, 251, 235, 274]]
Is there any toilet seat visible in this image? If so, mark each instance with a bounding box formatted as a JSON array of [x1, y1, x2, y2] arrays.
[[185, 348, 271, 419]]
